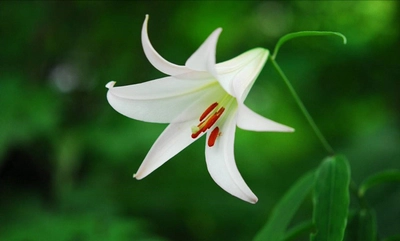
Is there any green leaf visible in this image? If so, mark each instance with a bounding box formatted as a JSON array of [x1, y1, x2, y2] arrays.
[[254, 171, 315, 241], [358, 169, 400, 197], [310, 155, 351, 241], [357, 208, 377, 241], [272, 31, 347, 59], [282, 220, 314, 241]]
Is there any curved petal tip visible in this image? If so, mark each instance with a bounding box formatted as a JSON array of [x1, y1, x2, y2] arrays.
[[185, 28, 222, 77], [205, 110, 259, 204], [106, 81, 116, 89], [133, 173, 143, 180], [250, 196, 258, 204], [142, 14, 189, 76], [237, 104, 294, 132]]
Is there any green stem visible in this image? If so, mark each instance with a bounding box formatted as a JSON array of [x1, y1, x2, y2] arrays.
[[270, 58, 335, 155]]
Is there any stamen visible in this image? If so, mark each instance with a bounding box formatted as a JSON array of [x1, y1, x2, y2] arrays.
[[204, 108, 225, 129], [191, 103, 226, 140], [208, 127, 220, 147], [199, 102, 218, 121], [191, 107, 225, 139], [191, 131, 201, 139]]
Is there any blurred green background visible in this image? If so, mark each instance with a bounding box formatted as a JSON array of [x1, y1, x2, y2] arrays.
[[1, 1, 399, 240]]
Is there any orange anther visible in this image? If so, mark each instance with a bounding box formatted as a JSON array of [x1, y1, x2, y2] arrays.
[[208, 127, 220, 147], [191, 104, 225, 140], [205, 107, 225, 129], [191, 132, 201, 139], [199, 102, 218, 121]]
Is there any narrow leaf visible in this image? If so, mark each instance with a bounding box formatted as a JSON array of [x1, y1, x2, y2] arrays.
[[282, 220, 314, 241], [358, 169, 400, 197], [310, 155, 351, 241], [272, 31, 347, 59], [357, 208, 377, 241], [254, 171, 314, 241]]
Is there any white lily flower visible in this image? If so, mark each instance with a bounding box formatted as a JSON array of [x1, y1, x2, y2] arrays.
[[106, 15, 294, 204]]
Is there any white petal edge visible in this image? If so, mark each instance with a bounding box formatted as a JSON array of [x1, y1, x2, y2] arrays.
[[185, 28, 222, 78], [236, 104, 294, 132], [205, 108, 258, 204], [142, 15, 191, 76], [106, 78, 221, 123], [215, 48, 268, 97], [132, 84, 227, 178], [134, 117, 206, 179], [230, 48, 269, 101]]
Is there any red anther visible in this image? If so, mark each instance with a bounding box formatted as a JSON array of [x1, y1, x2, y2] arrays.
[[204, 115, 218, 130], [199, 102, 218, 121], [191, 123, 207, 138], [205, 107, 225, 129], [192, 105, 225, 140], [216, 107, 225, 116], [208, 127, 220, 147], [191, 132, 201, 139]]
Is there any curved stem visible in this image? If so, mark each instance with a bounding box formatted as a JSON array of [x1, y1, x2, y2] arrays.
[[272, 31, 347, 60], [270, 58, 335, 155]]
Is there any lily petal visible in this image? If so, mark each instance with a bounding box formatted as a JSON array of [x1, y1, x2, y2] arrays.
[[134, 120, 198, 179], [133, 99, 212, 179], [142, 15, 191, 76], [107, 16, 295, 203], [185, 28, 222, 78], [205, 107, 258, 203], [216, 48, 269, 100], [106, 77, 220, 123], [236, 104, 294, 132]]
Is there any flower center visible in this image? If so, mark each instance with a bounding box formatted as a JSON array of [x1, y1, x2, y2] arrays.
[[191, 95, 232, 147]]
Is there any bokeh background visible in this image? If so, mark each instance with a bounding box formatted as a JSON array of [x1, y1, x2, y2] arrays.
[[1, 1, 399, 240]]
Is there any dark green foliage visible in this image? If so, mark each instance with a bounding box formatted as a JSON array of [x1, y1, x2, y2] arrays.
[[311, 156, 350, 241], [1, 1, 400, 240]]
